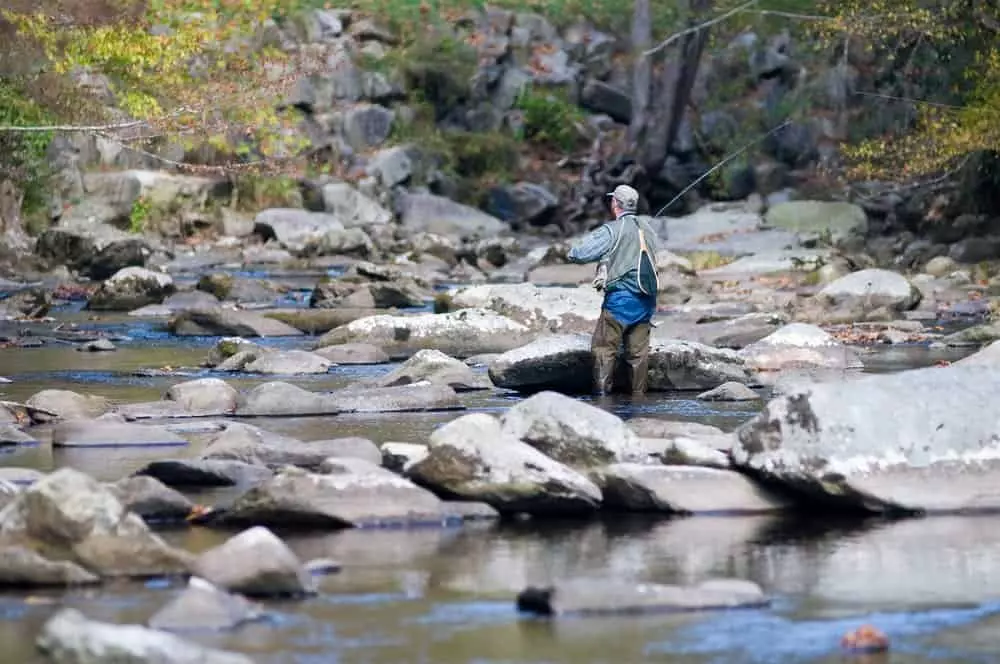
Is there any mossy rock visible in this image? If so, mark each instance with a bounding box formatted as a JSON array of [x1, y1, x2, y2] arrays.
[[196, 273, 234, 300]]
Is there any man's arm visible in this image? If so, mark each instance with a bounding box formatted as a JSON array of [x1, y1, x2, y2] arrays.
[[567, 225, 614, 264]]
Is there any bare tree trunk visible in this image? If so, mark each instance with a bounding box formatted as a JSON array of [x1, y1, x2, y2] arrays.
[[627, 0, 652, 148], [638, 0, 713, 173], [0, 179, 30, 255]]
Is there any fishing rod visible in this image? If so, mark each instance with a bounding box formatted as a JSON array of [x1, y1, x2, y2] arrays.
[[651, 118, 793, 218]]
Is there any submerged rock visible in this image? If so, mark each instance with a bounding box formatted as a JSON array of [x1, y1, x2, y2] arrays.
[[407, 413, 603, 515], [316, 308, 534, 359], [488, 334, 753, 393], [169, 307, 304, 337], [37, 608, 253, 664], [198, 422, 372, 470], [590, 465, 789, 515], [148, 576, 265, 631], [733, 364, 1000, 513], [516, 578, 769, 616], [192, 526, 316, 598], [51, 420, 189, 448]]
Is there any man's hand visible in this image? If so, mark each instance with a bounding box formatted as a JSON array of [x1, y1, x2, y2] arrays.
[[592, 263, 608, 291]]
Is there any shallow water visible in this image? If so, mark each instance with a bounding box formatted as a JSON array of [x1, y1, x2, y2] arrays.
[[0, 307, 993, 663]]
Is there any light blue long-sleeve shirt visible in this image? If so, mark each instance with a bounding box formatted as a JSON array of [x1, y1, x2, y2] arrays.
[[567, 219, 656, 327]]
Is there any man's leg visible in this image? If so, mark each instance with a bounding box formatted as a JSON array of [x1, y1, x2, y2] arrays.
[[591, 308, 623, 395], [624, 320, 652, 395]]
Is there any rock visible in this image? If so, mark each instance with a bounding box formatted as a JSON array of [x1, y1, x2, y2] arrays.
[[590, 465, 789, 514], [135, 459, 274, 488], [199, 423, 375, 470], [108, 476, 195, 523], [367, 348, 492, 391], [244, 349, 333, 375], [485, 182, 559, 227], [451, 283, 602, 332], [381, 442, 429, 473], [169, 308, 304, 337], [954, 341, 1000, 366], [627, 418, 725, 439], [488, 334, 753, 394], [37, 608, 253, 664], [165, 378, 238, 414], [644, 436, 732, 469], [234, 382, 339, 417], [25, 389, 109, 422], [501, 391, 648, 466], [304, 558, 342, 576], [516, 578, 768, 617], [314, 342, 390, 364], [316, 308, 533, 359], [217, 463, 455, 528], [817, 268, 922, 312], [327, 383, 464, 413], [148, 576, 265, 631], [407, 413, 603, 515], [525, 263, 594, 285], [253, 207, 345, 253], [924, 255, 957, 278], [580, 79, 631, 123], [732, 364, 1000, 513], [192, 526, 316, 597], [51, 420, 189, 448], [739, 322, 864, 372], [0, 468, 192, 578], [86, 267, 175, 311], [0, 424, 37, 445], [342, 103, 395, 150], [321, 181, 392, 226], [764, 200, 867, 243], [77, 338, 116, 352], [310, 277, 427, 309], [264, 308, 383, 334], [697, 382, 761, 401], [315, 437, 383, 466], [399, 192, 507, 238], [0, 545, 100, 587]]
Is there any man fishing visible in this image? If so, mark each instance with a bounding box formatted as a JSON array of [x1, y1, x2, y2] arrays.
[[567, 184, 660, 396]]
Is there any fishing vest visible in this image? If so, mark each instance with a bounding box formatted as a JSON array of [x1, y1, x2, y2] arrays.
[[603, 214, 660, 295]]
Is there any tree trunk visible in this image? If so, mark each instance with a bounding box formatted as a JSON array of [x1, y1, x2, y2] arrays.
[[627, 0, 652, 148], [0, 179, 30, 256], [638, 0, 713, 173]]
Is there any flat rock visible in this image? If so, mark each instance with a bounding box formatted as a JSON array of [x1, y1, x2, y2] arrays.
[[51, 419, 189, 447], [169, 308, 304, 337], [697, 381, 761, 401], [134, 459, 274, 488], [327, 383, 464, 413], [243, 349, 333, 375], [235, 381, 339, 417], [739, 322, 864, 372], [451, 283, 602, 333], [590, 464, 789, 514], [817, 268, 922, 312], [165, 378, 238, 414], [316, 308, 533, 359], [516, 578, 769, 616], [37, 608, 253, 664], [314, 342, 390, 364], [733, 363, 1000, 513]]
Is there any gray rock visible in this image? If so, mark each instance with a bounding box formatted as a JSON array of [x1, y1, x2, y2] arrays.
[[148, 577, 265, 631], [26, 389, 109, 422], [342, 103, 395, 151], [697, 382, 761, 401], [516, 578, 769, 616], [366, 145, 413, 187], [315, 437, 383, 466], [381, 442, 429, 473], [733, 364, 1000, 513], [0, 545, 100, 587], [451, 283, 602, 333], [486, 182, 559, 227], [199, 423, 374, 470], [764, 200, 867, 243], [580, 79, 631, 123], [501, 391, 648, 467], [192, 526, 315, 597], [244, 349, 333, 375], [327, 383, 464, 413], [235, 381, 338, 417], [316, 308, 533, 359], [817, 268, 922, 311], [253, 208, 345, 253], [590, 465, 789, 514], [51, 420, 189, 448], [407, 413, 603, 515], [739, 322, 863, 372], [314, 342, 390, 364], [399, 192, 507, 238], [169, 308, 303, 337], [165, 378, 238, 415], [367, 348, 492, 391], [134, 459, 274, 488], [86, 267, 175, 311], [108, 476, 195, 523], [0, 468, 192, 578], [641, 436, 732, 469], [218, 464, 454, 528], [626, 418, 726, 439], [321, 181, 392, 226], [37, 608, 253, 664], [77, 338, 117, 352], [0, 424, 37, 445]]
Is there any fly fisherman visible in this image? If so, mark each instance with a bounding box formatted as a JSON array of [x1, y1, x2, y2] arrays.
[[567, 185, 660, 396]]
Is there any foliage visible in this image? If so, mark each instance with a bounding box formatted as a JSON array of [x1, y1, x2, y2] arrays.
[[128, 195, 150, 233], [515, 87, 586, 152], [443, 131, 521, 178], [0, 81, 54, 214], [231, 174, 302, 211]]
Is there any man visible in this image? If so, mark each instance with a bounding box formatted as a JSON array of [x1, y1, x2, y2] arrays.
[[567, 184, 660, 396]]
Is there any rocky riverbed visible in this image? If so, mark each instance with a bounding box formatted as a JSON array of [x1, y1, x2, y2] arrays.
[[4, 191, 1000, 662]]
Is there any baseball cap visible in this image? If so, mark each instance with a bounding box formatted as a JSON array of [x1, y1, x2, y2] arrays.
[[606, 184, 639, 212]]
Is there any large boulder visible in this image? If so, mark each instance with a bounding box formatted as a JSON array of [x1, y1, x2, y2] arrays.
[[739, 322, 864, 372], [191, 526, 315, 597], [164, 378, 238, 414], [169, 308, 304, 337], [407, 413, 603, 515], [85, 266, 175, 311], [816, 268, 922, 312], [488, 334, 753, 394], [316, 308, 534, 359], [25, 389, 109, 422], [399, 192, 507, 238], [764, 200, 867, 243], [500, 391, 648, 466], [732, 364, 1000, 513], [50, 420, 189, 448], [450, 283, 602, 333], [0, 468, 192, 578], [253, 207, 345, 253]]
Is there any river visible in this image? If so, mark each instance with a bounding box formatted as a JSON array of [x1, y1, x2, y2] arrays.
[[0, 299, 996, 664]]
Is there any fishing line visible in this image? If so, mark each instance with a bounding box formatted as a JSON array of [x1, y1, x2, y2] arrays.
[[651, 118, 792, 218]]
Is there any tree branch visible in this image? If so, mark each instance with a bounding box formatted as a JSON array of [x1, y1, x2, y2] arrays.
[[644, 0, 757, 57]]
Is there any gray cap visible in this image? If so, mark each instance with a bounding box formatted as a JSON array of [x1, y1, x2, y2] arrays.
[[606, 184, 639, 212]]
